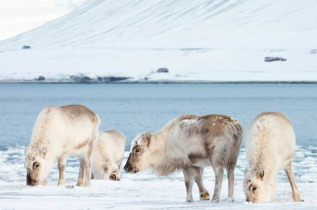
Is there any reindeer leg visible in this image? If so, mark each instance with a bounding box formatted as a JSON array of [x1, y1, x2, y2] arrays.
[[183, 167, 195, 202], [226, 166, 235, 201], [211, 167, 224, 203], [76, 158, 85, 187], [285, 161, 303, 202], [84, 140, 94, 187], [57, 155, 67, 186], [193, 166, 209, 200]]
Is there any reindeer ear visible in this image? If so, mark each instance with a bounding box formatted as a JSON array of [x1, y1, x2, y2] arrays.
[[256, 168, 264, 180], [27, 153, 35, 160], [40, 147, 47, 158], [145, 132, 151, 140], [144, 132, 151, 147]]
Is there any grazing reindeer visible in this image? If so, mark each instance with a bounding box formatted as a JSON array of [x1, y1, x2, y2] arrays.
[[24, 105, 100, 187], [92, 130, 125, 181], [124, 114, 242, 202], [243, 112, 303, 203]]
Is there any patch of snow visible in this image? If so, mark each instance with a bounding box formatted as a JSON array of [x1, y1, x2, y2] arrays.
[[182, 119, 198, 125]]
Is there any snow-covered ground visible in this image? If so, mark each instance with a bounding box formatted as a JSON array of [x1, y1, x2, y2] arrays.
[[1, 181, 316, 209], [1, 147, 316, 209], [0, 0, 316, 82]]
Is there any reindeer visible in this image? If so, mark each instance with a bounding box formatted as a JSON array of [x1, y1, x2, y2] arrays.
[[243, 112, 303, 203], [24, 104, 100, 187], [92, 130, 125, 181], [124, 114, 242, 202]]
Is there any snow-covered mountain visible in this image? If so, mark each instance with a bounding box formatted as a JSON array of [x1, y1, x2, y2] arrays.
[[0, 0, 88, 40], [0, 0, 317, 82]]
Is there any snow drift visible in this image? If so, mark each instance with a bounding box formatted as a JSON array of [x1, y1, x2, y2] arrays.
[[0, 0, 317, 82]]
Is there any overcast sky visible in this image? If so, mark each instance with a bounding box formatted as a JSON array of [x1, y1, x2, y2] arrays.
[[0, 0, 87, 40]]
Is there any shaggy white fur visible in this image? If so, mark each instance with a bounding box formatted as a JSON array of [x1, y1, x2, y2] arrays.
[[243, 112, 302, 203]]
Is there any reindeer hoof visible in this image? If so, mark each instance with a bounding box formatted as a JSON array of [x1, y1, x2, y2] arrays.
[[76, 182, 84, 187], [200, 192, 210, 200], [83, 182, 91, 187], [294, 198, 304, 202], [211, 198, 220, 203], [293, 194, 303, 202], [186, 198, 194, 203], [58, 180, 66, 186]]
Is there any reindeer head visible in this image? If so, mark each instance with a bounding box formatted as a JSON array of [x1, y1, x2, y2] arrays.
[[102, 164, 121, 181], [243, 168, 275, 203], [124, 132, 153, 173], [24, 147, 48, 186]]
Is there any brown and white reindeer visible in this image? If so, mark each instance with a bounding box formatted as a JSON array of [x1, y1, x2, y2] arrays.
[[243, 112, 303, 203], [92, 130, 125, 181], [24, 105, 100, 187], [124, 114, 243, 202]]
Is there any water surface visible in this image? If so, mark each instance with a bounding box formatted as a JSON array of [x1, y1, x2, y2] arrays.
[[0, 83, 316, 183], [1, 83, 316, 148]]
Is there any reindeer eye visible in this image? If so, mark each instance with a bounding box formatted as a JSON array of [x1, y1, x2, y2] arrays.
[[33, 162, 40, 169], [135, 148, 140, 153], [252, 186, 257, 193]]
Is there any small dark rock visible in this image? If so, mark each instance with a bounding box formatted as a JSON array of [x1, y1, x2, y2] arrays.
[[96, 76, 130, 83], [38, 76, 45, 81], [22, 45, 31, 49], [264, 57, 287, 62], [66, 185, 75, 189], [70, 74, 91, 83], [157, 67, 169, 73]]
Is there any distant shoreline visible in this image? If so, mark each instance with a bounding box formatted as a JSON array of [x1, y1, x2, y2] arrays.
[[1, 81, 317, 84]]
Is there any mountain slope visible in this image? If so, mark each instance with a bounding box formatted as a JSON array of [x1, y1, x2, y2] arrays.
[[0, 0, 317, 82]]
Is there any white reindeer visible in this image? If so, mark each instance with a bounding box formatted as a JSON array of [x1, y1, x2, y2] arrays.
[[92, 130, 125, 181], [24, 104, 100, 187], [243, 112, 303, 203]]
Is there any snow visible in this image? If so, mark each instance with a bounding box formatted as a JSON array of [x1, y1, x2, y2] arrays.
[[0, 0, 317, 82], [0, 0, 88, 40], [1, 147, 317, 209], [1, 180, 316, 209], [182, 119, 197, 125]]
